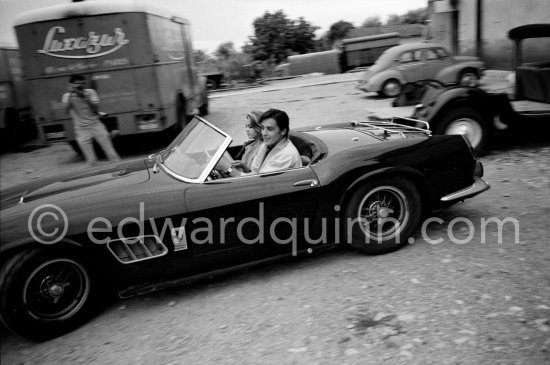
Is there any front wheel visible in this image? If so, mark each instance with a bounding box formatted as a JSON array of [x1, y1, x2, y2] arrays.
[[380, 79, 402, 98], [0, 248, 99, 340], [343, 177, 421, 255], [433, 107, 488, 150]]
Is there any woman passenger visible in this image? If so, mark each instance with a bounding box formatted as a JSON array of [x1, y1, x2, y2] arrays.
[[232, 110, 264, 173]]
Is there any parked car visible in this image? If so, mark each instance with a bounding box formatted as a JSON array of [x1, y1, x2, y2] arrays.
[[409, 24, 550, 150], [0, 116, 490, 340], [357, 42, 486, 97]]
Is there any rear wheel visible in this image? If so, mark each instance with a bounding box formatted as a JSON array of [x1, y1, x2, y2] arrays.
[[0, 247, 100, 340], [434, 107, 488, 150], [343, 177, 421, 255], [458, 69, 479, 87], [381, 79, 402, 98]]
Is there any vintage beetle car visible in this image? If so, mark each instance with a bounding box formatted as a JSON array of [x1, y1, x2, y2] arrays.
[[357, 42, 486, 97], [0, 116, 490, 340], [410, 24, 550, 150]]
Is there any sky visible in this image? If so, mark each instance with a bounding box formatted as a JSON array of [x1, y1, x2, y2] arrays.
[[0, 0, 427, 53]]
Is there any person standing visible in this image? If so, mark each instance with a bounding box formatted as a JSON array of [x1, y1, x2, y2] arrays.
[[62, 74, 120, 166]]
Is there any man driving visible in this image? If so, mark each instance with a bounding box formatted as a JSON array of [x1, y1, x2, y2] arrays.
[[217, 109, 301, 176]]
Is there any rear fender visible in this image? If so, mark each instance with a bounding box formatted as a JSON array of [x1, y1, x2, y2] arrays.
[[339, 166, 432, 218]]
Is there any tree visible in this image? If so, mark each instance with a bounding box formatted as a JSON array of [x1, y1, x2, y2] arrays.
[[386, 14, 402, 26], [324, 20, 355, 48], [215, 42, 236, 60], [193, 49, 211, 64], [386, 7, 428, 25], [401, 8, 429, 24], [361, 16, 382, 28], [246, 10, 319, 64]]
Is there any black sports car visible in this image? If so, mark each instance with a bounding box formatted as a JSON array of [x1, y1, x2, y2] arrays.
[[0, 116, 489, 340]]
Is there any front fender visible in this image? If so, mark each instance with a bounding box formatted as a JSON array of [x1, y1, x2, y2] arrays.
[[425, 87, 516, 128], [426, 87, 493, 122]]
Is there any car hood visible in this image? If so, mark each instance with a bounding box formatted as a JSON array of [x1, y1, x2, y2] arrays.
[[1, 159, 150, 209]]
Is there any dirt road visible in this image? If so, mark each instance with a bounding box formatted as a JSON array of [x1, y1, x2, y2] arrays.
[[1, 74, 549, 364]]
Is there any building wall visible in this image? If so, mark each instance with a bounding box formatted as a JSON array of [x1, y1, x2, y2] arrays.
[[431, 0, 550, 70]]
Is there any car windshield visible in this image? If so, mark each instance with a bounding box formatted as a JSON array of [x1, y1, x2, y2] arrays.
[[160, 117, 232, 182]]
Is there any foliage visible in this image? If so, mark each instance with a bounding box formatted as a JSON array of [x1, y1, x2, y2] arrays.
[[193, 49, 211, 64], [323, 20, 355, 49], [386, 7, 428, 25], [215, 42, 236, 60], [361, 16, 382, 28], [245, 10, 319, 64]]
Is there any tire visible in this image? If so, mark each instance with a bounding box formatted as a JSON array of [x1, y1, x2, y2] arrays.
[[433, 107, 488, 151], [343, 177, 422, 255], [381, 79, 402, 98], [458, 69, 479, 87], [0, 247, 99, 340]]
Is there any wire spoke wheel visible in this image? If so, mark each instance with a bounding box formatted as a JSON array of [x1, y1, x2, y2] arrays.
[[24, 259, 90, 320], [344, 177, 421, 255], [0, 248, 100, 340], [357, 186, 409, 241]]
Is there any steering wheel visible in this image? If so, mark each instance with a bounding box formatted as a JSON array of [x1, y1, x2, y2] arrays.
[[207, 169, 224, 181]]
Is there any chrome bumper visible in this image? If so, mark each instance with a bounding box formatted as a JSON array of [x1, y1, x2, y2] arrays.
[[441, 177, 490, 202]]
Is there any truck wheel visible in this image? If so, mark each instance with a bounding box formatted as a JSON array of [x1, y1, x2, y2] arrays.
[[458, 69, 479, 87], [0, 247, 100, 340], [343, 177, 421, 255], [380, 79, 402, 98], [434, 107, 488, 150]]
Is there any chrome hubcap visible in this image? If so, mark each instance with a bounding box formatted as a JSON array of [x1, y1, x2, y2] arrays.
[[446, 118, 483, 148], [460, 73, 478, 87]]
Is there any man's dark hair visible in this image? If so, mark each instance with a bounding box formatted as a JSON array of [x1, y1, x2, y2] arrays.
[[69, 74, 86, 83], [260, 109, 290, 138]]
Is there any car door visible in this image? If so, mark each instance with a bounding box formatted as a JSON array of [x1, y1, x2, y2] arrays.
[[424, 47, 453, 80], [396, 49, 425, 82], [183, 166, 321, 271]]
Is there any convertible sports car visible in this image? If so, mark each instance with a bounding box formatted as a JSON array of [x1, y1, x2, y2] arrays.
[[0, 116, 490, 340]]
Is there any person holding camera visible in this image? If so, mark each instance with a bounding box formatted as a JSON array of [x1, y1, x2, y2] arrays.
[[62, 74, 120, 166]]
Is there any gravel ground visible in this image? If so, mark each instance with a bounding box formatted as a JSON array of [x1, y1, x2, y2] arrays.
[[1, 74, 549, 364]]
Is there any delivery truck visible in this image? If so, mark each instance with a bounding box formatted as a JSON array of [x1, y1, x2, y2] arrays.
[[13, 1, 209, 150], [0, 47, 35, 151]]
